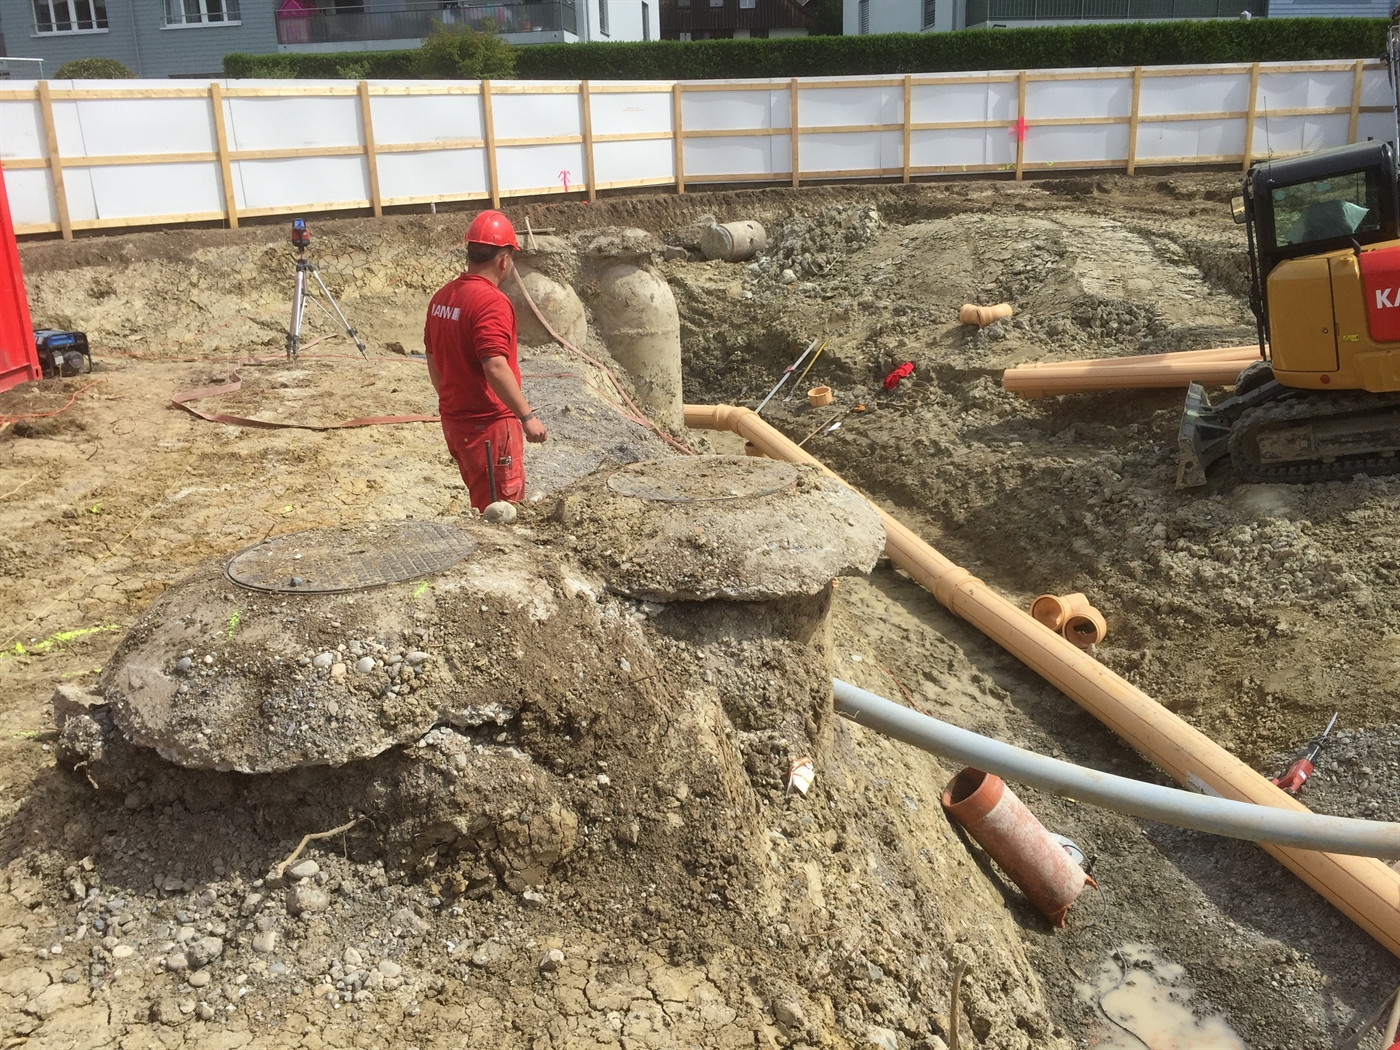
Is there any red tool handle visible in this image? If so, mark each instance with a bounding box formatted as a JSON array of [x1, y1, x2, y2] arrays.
[[1271, 758, 1313, 795]]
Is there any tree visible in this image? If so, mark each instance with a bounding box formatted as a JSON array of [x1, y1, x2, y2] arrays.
[[55, 57, 137, 78], [413, 23, 516, 80]]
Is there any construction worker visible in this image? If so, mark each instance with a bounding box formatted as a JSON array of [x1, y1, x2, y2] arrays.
[[424, 210, 547, 512]]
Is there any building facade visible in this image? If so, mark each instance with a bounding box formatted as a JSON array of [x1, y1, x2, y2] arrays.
[[844, 0, 1390, 35], [2, 0, 645, 78], [658, 0, 813, 39]]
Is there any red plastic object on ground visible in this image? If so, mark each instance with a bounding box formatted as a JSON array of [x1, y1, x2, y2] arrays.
[[883, 361, 914, 390], [1360, 245, 1400, 343], [0, 160, 38, 394], [942, 768, 1094, 927]]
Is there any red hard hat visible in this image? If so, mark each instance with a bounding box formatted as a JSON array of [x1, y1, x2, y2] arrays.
[[465, 209, 519, 250]]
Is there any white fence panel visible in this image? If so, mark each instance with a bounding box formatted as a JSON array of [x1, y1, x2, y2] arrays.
[[0, 60, 1390, 237]]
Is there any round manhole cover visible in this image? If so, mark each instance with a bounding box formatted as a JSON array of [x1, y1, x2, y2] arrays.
[[607, 456, 799, 503], [225, 521, 478, 594]]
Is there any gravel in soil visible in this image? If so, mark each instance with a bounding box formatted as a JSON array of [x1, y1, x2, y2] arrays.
[[4, 175, 1400, 1049]]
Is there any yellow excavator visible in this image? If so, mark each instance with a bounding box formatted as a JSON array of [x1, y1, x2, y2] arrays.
[[1176, 134, 1400, 487]]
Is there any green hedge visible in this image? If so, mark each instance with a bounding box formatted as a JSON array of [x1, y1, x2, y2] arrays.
[[225, 16, 1387, 81]]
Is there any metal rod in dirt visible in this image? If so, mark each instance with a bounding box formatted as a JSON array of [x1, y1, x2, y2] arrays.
[[756, 337, 818, 415], [786, 339, 827, 400], [286, 260, 307, 360], [484, 439, 497, 505], [832, 679, 1400, 859], [310, 267, 368, 360]]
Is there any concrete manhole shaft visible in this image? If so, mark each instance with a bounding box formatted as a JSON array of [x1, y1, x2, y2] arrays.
[[225, 521, 478, 594], [606, 456, 799, 503]]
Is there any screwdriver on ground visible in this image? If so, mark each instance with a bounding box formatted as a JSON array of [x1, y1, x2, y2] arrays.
[[1270, 711, 1338, 796]]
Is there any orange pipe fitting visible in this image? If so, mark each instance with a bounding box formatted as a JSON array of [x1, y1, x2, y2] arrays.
[[1030, 592, 1108, 647], [684, 401, 1400, 960], [1002, 345, 1264, 399], [1030, 592, 1078, 631], [959, 302, 1014, 328], [942, 768, 1093, 926], [808, 385, 833, 407]]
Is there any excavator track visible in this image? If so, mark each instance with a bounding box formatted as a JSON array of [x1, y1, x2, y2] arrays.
[[1228, 391, 1400, 484]]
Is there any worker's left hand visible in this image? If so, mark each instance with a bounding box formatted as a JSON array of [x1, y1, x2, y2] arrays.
[[523, 417, 548, 443]]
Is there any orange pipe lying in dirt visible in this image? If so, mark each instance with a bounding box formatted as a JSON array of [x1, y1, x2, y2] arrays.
[[942, 768, 1094, 927], [685, 402, 1400, 960], [959, 302, 1014, 328], [1002, 345, 1264, 399], [1031, 593, 1108, 648]]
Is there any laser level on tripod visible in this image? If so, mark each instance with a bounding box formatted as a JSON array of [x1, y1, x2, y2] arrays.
[[285, 218, 368, 362]]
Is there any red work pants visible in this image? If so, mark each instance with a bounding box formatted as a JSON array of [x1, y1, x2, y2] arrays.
[[441, 415, 525, 512]]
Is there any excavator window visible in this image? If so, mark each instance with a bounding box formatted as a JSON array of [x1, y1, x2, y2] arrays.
[[1269, 168, 1382, 251]]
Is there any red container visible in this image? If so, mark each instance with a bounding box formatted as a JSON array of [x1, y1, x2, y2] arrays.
[[942, 768, 1093, 927], [0, 159, 38, 394]]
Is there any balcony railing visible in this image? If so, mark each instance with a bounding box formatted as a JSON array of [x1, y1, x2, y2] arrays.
[[966, 0, 1257, 22], [276, 0, 575, 44]]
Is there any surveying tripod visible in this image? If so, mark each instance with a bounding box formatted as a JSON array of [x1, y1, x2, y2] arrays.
[[286, 218, 368, 362]]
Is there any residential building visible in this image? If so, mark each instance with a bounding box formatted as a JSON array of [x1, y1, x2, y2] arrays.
[[658, 0, 814, 39], [844, 0, 1389, 35], [0, 0, 644, 78]]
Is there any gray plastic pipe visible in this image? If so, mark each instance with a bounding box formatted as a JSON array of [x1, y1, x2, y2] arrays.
[[833, 679, 1400, 860]]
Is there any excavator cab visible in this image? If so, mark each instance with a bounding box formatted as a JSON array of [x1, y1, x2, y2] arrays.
[[1178, 140, 1400, 487]]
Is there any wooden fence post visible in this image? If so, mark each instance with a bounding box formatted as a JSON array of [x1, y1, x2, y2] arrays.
[[790, 78, 800, 189], [209, 83, 239, 229], [581, 80, 596, 203], [1349, 59, 1364, 144], [673, 82, 685, 195], [1126, 66, 1142, 176], [35, 81, 71, 240], [902, 74, 912, 185], [358, 81, 382, 218], [1014, 69, 1027, 181], [1242, 62, 1260, 171], [482, 79, 500, 209]]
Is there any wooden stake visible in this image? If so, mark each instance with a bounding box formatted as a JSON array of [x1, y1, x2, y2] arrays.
[[902, 74, 912, 185], [1349, 58, 1364, 144], [1014, 69, 1027, 182], [358, 80, 381, 218], [1242, 62, 1260, 172], [580, 79, 596, 203], [790, 78, 800, 188], [209, 83, 238, 229], [482, 79, 500, 209], [672, 82, 685, 194], [1126, 66, 1142, 176], [36, 80, 71, 240]]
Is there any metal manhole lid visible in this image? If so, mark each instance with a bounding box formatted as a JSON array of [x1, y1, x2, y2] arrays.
[[226, 521, 478, 594], [607, 456, 799, 503]]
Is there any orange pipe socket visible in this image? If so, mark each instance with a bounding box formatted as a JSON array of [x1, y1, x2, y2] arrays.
[[1031, 593, 1108, 649], [683, 402, 1400, 961], [808, 385, 833, 407], [942, 768, 1094, 926], [1002, 345, 1263, 399], [959, 302, 1014, 328]]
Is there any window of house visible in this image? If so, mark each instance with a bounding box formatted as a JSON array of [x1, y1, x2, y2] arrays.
[[165, 0, 240, 25], [678, 0, 689, 6], [598, 0, 608, 35], [33, 0, 107, 32], [739, 0, 755, 7], [858, 0, 869, 34], [710, 0, 723, 7], [921, 0, 934, 28], [641, 0, 649, 39]]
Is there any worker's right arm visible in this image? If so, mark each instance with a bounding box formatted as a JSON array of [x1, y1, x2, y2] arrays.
[[423, 320, 441, 392], [482, 357, 548, 443]]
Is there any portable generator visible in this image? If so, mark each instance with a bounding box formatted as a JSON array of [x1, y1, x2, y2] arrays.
[[35, 329, 91, 378]]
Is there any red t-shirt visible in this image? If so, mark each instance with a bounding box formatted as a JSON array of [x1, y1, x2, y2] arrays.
[[424, 273, 520, 422]]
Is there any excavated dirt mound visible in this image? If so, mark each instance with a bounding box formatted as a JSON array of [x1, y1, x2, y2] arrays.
[[4, 174, 1400, 1050]]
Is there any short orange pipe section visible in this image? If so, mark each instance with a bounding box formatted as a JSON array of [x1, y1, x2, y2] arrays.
[[960, 302, 1014, 328], [1002, 345, 1264, 399], [1031, 593, 1107, 648], [942, 768, 1093, 927], [684, 402, 1400, 959]]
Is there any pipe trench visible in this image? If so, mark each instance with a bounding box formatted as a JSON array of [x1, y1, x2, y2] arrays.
[[685, 402, 1400, 959]]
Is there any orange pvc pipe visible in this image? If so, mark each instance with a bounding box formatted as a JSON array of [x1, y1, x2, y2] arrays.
[[1002, 345, 1264, 399], [684, 402, 1400, 959], [1031, 593, 1107, 648], [959, 302, 1014, 328]]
